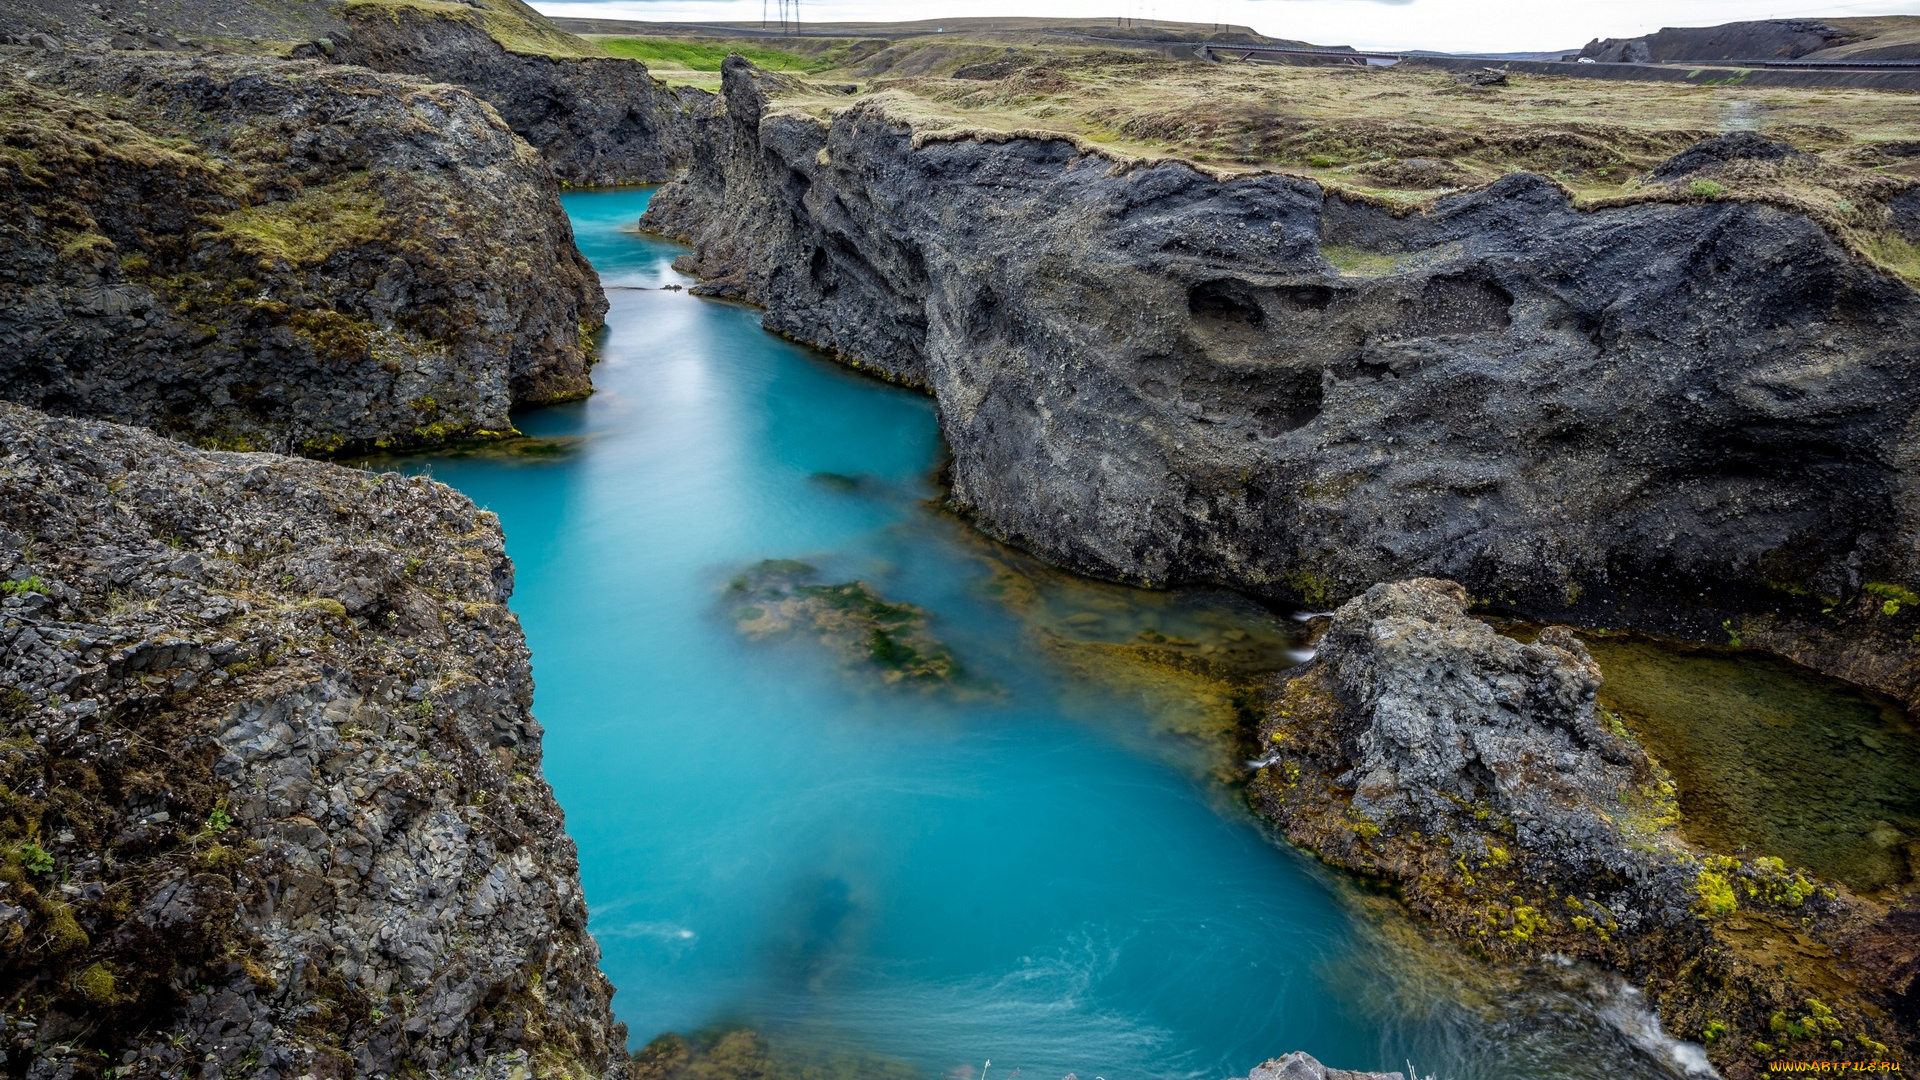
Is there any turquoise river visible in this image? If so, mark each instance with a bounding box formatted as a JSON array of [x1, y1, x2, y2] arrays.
[[392, 189, 1715, 1080]]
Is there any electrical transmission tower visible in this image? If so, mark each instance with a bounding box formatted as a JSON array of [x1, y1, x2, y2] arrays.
[[766, 0, 800, 34]]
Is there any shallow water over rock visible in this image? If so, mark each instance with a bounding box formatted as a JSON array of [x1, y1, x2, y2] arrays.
[[1581, 635, 1920, 896], [388, 189, 1711, 1080]]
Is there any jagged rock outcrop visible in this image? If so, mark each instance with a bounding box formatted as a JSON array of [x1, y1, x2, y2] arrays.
[[643, 58, 1920, 687], [1253, 580, 1697, 930], [0, 49, 603, 456], [0, 402, 625, 1078], [1249, 579, 1915, 1079], [333, 1, 717, 186]]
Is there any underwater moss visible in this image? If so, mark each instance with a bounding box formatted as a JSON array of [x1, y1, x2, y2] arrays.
[[727, 561, 977, 693]]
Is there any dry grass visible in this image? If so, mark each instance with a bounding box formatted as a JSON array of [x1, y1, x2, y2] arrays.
[[344, 0, 607, 58], [765, 47, 1920, 281]]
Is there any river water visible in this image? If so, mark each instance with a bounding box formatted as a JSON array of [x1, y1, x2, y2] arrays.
[[392, 189, 1712, 1080]]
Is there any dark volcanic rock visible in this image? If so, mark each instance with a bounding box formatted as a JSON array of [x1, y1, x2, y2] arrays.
[[0, 402, 625, 1077], [335, 2, 717, 186], [1249, 579, 1916, 1077], [643, 58, 1920, 684], [0, 0, 343, 49], [1579, 20, 1859, 64], [1254, 579, 1696, 930], [0, 50, 603, 456], [1649, 131, 1810, 180], [1313, 581, 1657, 871]]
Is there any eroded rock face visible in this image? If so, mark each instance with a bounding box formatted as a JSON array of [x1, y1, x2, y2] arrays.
[[335, 4, 718, 187], [0, 403, 624, 1077], [1256, 579, 1695, 928], [1315, 580, 1660, 876], [643, 58, 1920, 673], [0, 50, 603, 456]]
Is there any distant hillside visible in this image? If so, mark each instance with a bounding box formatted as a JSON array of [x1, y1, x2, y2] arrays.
[[551, 15, 1302, 48], [1580, 16, 1920, 64], [0, 0, 342, 50]]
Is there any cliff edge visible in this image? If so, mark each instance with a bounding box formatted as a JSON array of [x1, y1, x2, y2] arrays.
[[0, 50, 603, 456], [644, 57, 1920, 704], [0, 402, 625, 1077], [333, 0, 718, 187]]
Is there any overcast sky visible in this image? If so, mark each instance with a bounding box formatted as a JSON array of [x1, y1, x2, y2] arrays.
[[529, 0, 1920, 53]]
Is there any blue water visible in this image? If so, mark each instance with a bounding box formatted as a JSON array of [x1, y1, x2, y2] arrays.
[[392, 189, 1703, 1080]]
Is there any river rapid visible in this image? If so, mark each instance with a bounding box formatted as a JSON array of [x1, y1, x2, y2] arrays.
[[390, 188, 1717, 1080]]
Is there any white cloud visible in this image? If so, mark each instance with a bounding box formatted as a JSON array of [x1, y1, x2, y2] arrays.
[[531, 0, 1920, 54]]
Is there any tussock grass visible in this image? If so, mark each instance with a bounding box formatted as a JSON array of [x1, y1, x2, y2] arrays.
[[767, 46, 1920, 283]]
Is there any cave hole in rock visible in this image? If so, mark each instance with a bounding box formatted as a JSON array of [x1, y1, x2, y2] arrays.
[[1273, 284, 1336, 313], [1188, 279, 1267, 327]]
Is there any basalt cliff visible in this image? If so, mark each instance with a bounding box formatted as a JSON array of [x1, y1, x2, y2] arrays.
[[330, 0, 717, 187], [0, 403, 625, 1077], [0, 48, 603, 456], [644, 58, 1920, 705]]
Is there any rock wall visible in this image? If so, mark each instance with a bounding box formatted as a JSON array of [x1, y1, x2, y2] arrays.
[[643, 58, 1920, 675], [0, 50, 603, 456], [0, 402, 625, 1078], [334, 3, 718, 187]]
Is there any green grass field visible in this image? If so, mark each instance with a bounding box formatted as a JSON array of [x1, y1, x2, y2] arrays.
[[596, 37, 825, 72]]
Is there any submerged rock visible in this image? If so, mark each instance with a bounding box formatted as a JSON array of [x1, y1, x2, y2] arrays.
[[0, 50, 603, 456], [726, 560, 981, 694], [1234, 1053, 1406, 1080], [0, 402, 624, 1075], [1248, 579, 1916, 1077], [632, 1028, 915, 1080]]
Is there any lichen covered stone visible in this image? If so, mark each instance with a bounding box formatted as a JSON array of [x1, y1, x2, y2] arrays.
[[0, 402, 624, 1077]]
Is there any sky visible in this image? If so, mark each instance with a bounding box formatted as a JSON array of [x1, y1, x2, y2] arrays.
[[528, 0, 1920, 53]]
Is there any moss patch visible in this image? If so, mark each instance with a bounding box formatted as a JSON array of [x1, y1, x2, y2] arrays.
[[210, 173, 389, 267]]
